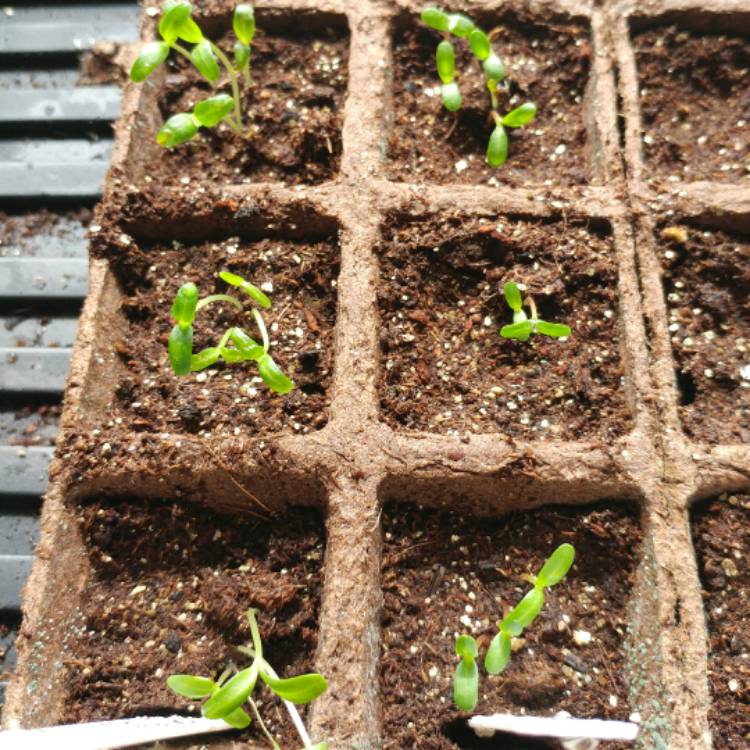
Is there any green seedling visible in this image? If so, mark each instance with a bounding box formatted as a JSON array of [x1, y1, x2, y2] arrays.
[[168, 271, 293, 394], [453, 543, 576, 712], [168, 608, 327, 750], [500, 281, 571, 342], [130, 1, 256, 145], [421, 7, 537, 167]]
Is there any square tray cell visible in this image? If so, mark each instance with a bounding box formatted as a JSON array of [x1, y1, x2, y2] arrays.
[[387, 10, 594, 186], [107, 231, 339, 438], [632, 23, 750, 184], [380, 501, 641, 750], [692, 493, 750, 749], [63, 497, 325, 747], [131, 11, 348, 187], [658, 223, 750, 443], [378, 214, 632, 440]]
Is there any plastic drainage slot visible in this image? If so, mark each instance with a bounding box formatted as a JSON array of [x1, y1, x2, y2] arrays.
[[443, 719, 559, 750]]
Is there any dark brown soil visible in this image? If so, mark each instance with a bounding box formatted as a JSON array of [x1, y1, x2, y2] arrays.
[[63, 497, 325, 748], [658, 224, 750, 443], [108, 233, 339, 438], [633, 25, 750, 184], [387, 12, 592, 186], [692, 493, 750, 749], [380, 501, 641, 750], [144, 23, 348, 187], [378, 214, 631, 440]]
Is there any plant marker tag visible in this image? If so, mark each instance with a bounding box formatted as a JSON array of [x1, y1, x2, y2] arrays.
[[0, 714, 232, 750], [468, 712, 639, 746]]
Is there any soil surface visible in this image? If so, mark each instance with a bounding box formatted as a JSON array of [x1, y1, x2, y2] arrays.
[[692, 493, 750, 749], [107, 234, 338, 438], [63, 497, 325, 748], [658, 224, 750, 443], [634, 25, 750, 184], [378, 214, 631, 440], [143, 23, 348, 187], [380, 501, 640, 750], [388, 12, 592, 186]]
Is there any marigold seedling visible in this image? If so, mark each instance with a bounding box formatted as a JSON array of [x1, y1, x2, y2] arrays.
[[167, 271, 293, 394], [421, 6, 538, 168], [130, 1, 256, 146], [453, 543, 575, 711], [168, 608, 328, 749], [500, 281, 571, 342]]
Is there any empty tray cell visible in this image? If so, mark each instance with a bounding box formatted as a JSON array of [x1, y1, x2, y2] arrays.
[[105, 229, 339, 438], [63, 497, 325, 748], [692, 493, 750, 749], [380, 501, 641, 749], [632, 23, 750, 184], [387, 10, 593, 186], [658, 223, 750, 443], [131, 10, 349, 187], [378, 214, 631, 439]]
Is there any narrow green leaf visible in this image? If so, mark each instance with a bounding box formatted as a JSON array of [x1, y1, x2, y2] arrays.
[[484, 630, 511, 674], [193, 94, 234, 127], [421, 7, 450, 31], [453, 657, 478, 712], [260, 671, 327, 704], [482, 53, 505, 83], [233, 3, 256, 44], [504, 588, 545, 630], [130, 41, 170, 82], [486, 124, 508, 167], [167, 675, 216, 699], [436, 40, 455, 84], [223, 706, 251, 729], [171, 282, 199, 326], [234, 41, 250, 70], [257, 353, 294, 394], [503, 281, 523, 312], [159, 1, 192, 44], [219, 271, 272, 308], [228, 327, 259, 351], [535, 320, 572, 338], [447, 13, 474, 37], [157, 112, 200, 147], [441, 81, 462, 112], [190, 39, 220, 82], [455, 634, 478, 659], [500, 320, 532, 341], [168, 324, 193, 376], [190, 347, 220, 371], [202, 665, 258, 720], [536, 543, 576, 589], [468, 28, 490, 60], [502, 102, 537, 128]]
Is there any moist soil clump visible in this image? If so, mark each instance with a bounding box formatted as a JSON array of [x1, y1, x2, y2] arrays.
[[380, 502, 640, 750], [108, 234, 339, 438], [144, 24, 348, 187], [63, 497, 325, 748], [633, 25, 750, 184], [692, 494, 750, 749], [378, 214, 631, 440], [658, 224, 750, 443], [388, 12, 592, 186]]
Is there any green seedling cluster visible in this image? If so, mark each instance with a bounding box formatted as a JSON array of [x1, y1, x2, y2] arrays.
[[168, 271, 293, 394], [168, 609, 327, 749], [421, 7, 537, 167], [453, 543, 576, 712], [500, 281, 572, 342], [130, 1, 256, 146]]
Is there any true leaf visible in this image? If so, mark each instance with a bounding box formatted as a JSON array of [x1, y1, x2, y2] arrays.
[[157, 112, 200, 147], [130, 41, 170, 82], [484, 630, 511, 674], [503, 281, 523, 312], [171, 282, 198, 326], [502, 102, 537, 128], [168, 324, 193, 376], [486, 124, 508, 167], [436, 40, 455, 84], [233, 4, 256, 44], [453, 656, 478, 712], [234, 41, 250, 69], [500, 320, 532, 341], [421, 7, 450, 31], [447, 13, 474, 37], [536, 543, 575, 589], [482, 53, 505, 83], [260, 671, 328, 704], [440, 81, 462, 112], [222, 706, 251, 729], [190, 39, 220, 82], [257, 353, 295, 394], [468, 28, 490, 60], [535, 320, 571, 338], [504, 588, 545, 630], [167, 675, 215, 699], [202, 665, 258, 720], [193, 94, 234, 127], [190, 347, 220, 371], [159, 1, 193, 44]]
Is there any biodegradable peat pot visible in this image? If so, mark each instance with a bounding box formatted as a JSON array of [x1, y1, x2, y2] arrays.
[[3, 0, 750, 749]]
